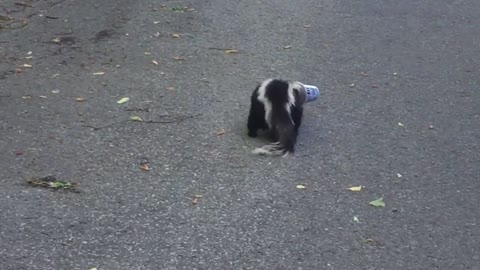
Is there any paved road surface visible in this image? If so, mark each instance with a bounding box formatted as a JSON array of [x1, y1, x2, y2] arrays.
[[1, 0, 479, 269]]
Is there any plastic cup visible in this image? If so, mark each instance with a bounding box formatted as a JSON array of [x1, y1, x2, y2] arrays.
[[303, 84, 320, 102], [297, 83, 320, 104]]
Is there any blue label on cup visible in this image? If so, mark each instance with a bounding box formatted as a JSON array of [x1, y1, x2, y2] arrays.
[[304, 85, 319, 102]]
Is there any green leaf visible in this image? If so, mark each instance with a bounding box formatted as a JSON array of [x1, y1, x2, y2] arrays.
[[48, 181, 71, 189], [117, 97, 129, 104], [129, 115, 143, 122], [369, 197, 385, 207]]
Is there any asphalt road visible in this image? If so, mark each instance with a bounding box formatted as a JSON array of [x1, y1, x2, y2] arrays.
[[1, 0, 479, 269]]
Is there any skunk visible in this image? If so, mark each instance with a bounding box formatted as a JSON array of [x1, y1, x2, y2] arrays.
[[247, 79, 304, 156]]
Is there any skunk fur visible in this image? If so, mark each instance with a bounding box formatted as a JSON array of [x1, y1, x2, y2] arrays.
[[247, 79, 304, 156]]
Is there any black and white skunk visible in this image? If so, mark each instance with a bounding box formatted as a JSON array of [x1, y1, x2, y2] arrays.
[[247, 79, 304, 156]]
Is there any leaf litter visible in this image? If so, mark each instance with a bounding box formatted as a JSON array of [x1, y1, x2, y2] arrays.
[[369, 197, 385, 208], [192, 194, 203, 205], [129, 115, 143, 122], [27, 176, 79, 192], [347, 186, 363, 192], [117, 97, 130, 104]]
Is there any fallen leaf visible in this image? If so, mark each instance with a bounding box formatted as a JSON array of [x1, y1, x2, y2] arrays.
[[171, 33, 181, 38], [283, 45, 292, 49], [347, 186, 363, 192], [303, 24, 311, 28], [52, 37, 61, 43], [129, 115, 143, 122], [369, 197, 385, 208], [224, 49, 239, 54], [362, 238, 380, 245], [152, 60, 159, 65], [192, 194, 203, 205], [117, 97, 130, 104], [75, 97, 86, 102], [51, 90, 60, 94], [216, 129, 226, 136], [92, 72, 105, 75], [25, 56, 33, 59], [296, 184, 306, 189], [398, 122, 404, 127], [139, 163, 150, 171], [23, 64, 32, 68], [173, 56, 185, 61], [360, 72, 369, 77], [27, 176, 78, 191], [353, 216, 359, 223], [22, 95, 31, 99], [39, 95, 47, 99], [27, 51, 32, 55]]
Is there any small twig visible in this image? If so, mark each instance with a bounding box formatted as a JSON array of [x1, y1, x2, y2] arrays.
[[83, 120, 128, 130], [15, 2, 32, 7], [124, 107, 150, 112], [207, 47, 237, 51], [143, 114, 200, 123], [83, 114, 201, 130]]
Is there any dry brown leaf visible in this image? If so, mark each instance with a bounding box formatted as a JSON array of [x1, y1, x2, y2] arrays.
[[192, 195, 203, 205], [140, 163, 150, 171]]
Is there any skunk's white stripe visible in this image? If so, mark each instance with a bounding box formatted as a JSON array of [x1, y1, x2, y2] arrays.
[[286, 82, 296, 113], [256, 78, 274, 128]]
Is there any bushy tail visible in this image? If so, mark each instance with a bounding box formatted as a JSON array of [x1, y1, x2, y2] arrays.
[[252, 105, 296, 157]]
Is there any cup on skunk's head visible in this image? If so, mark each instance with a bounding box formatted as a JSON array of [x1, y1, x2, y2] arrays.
[[298, 83, 320, 104]]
